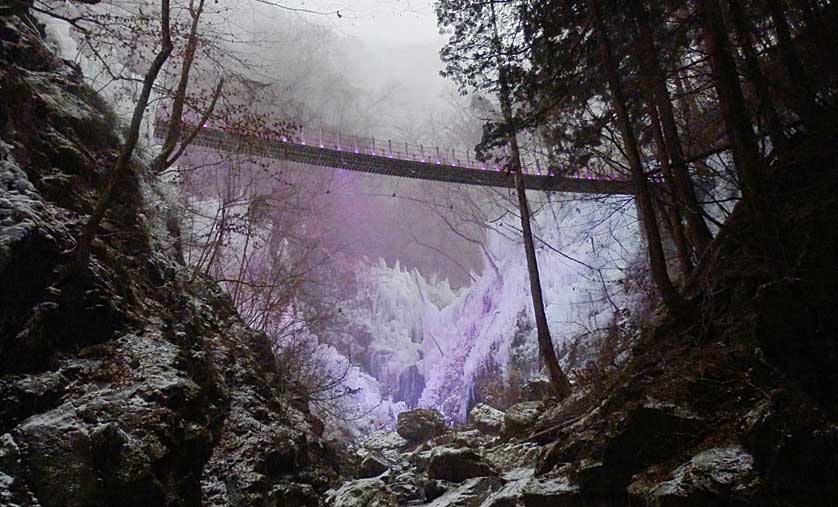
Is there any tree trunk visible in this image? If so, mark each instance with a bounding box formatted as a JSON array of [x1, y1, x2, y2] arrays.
[[765, 0, 819, 127], [153, 0, 206, 173], [490, 0, 571, 400], [591, 0, 686, 313], [644, 92, 694, 278], [70, 0, 173, 270], [700, 0, 763, 205], [631, 1, 714, 257], [727, 0, 788, 152]]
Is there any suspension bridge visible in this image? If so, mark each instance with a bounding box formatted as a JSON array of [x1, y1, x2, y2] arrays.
[[154, 119, 635, 195]]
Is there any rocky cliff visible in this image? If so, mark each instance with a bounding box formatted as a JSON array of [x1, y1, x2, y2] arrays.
[[0, 9, 343, 506]]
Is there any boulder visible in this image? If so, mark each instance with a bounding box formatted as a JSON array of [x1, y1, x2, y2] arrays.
[[388, 471, 423, 503], [629, 446, 761, 506], [426, 476, 503, 507], [503, 401, 545, 435], [424, 479, 448, 502], [269, 482, 320, 507], [521, 377, 553, 402], [483, 469, 580, 507], [520, 475, 580, 507], [358, 454, 389, 478], [362, 430, 407, 463], [468, 403, 505, 435], [428, 447, 497, 483], [396, 408, 446, 442], [326, 478, 398, 507], [484, 442, 541, 470]]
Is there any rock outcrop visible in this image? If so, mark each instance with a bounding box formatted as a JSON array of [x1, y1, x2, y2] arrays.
[[0, 10, 342, 506]]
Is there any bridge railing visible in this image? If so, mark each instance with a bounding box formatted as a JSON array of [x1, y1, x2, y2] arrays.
[[158, 116, 628, 182], [264, 125, 566, 176]]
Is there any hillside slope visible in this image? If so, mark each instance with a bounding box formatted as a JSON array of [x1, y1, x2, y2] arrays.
[[528, 133, 838, 505], [0, 10, 341, 507]]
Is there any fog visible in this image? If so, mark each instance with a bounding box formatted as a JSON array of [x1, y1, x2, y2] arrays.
[[44, 0, 638, 432], [195, 0, 490, 286]]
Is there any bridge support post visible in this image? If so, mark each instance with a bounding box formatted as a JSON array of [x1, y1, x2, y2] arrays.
[[319, 127, 323, 148], [338, 132, 342, 150], [388, 140, 393, 158], [452, 148, 457, 166], [420, 144, 425, 162], [435, 146, 441, 164], [372, 136, 376, 155], [405, 142, 409, 159]]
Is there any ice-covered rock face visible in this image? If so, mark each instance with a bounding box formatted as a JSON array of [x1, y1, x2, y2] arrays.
[[296, 187, 638, 431], [413, 198, 638, 422]]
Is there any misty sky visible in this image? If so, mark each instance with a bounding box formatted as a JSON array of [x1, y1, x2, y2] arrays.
[[303, 0, 443, 44]]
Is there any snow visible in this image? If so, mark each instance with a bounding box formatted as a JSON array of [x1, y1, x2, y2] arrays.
[[34, 13, 77, 61]]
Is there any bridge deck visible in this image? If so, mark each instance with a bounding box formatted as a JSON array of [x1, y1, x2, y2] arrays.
[[159, 123, 635, 195]]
